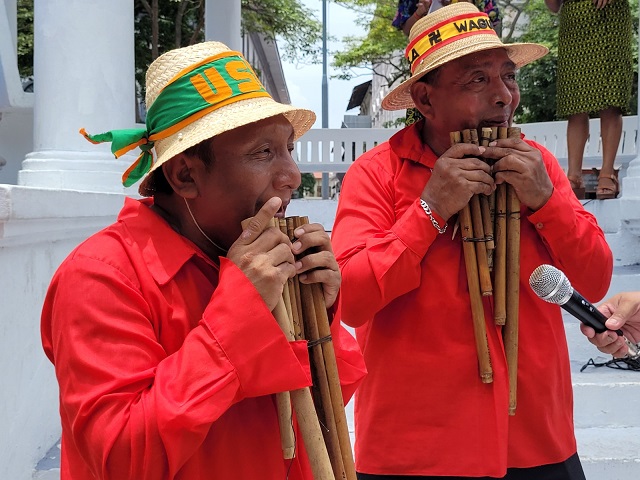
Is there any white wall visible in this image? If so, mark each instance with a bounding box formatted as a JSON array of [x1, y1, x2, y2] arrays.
[[0, 186, 123, 479], [0, 110, 33, 185]]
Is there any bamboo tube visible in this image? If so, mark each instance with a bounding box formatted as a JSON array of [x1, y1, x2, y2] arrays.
[[453, 133, 493, 383], [470, 195, 492, 296], [463, 130, 492, 296], [285, 217, 305, 340], [493, 127, 508, 326], [480, 127, 495, 257], [241, 217, 333, 478], [297, 216, 357, 480], [505, 127, 521, 416], [459, 205, 493, 383], [284, 219, 345, 480]]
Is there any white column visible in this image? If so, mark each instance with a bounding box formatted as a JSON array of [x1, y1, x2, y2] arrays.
[[18, 0, 136, 193], [618, 7, 640, 237], [205, 0, 242, 52]]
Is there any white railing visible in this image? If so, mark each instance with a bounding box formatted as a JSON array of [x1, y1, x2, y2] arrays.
[[295, 116, 639, 175]]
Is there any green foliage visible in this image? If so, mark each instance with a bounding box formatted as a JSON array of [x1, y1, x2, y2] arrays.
[[511, 0, 559, 123], [17, 0, 34, 78], [297, 172, 317, 197], [514, 0, 639, 123], [242, 0, 323, 63], [134, 0, 322, 102], [333, 1, 409, 87], [14, 0, 322, 115]]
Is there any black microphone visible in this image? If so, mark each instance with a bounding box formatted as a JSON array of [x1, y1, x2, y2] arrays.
[[529, 264, 639, 359]]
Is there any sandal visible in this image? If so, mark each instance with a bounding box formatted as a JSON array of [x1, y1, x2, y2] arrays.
[[596, 174, 619, 200], [567, 174, 585, 200]]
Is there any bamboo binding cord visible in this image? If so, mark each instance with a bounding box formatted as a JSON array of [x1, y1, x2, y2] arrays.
[[290, 216, 356, 480], [450, 131, 493, 384], [449, 127, 521, 408], [505, 126, 521, 416], [240, 217, 333, 480]]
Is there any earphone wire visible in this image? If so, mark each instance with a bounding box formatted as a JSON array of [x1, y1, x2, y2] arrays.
[[184, 198, 229, 254]]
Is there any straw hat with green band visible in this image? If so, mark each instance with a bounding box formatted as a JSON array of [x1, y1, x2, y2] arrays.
[[382, 3, 549, 111], [81, 41, 316, 196]]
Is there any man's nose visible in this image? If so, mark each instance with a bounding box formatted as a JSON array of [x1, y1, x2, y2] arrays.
[[492, 78, 513, 106], [277, 152, 302, 190]]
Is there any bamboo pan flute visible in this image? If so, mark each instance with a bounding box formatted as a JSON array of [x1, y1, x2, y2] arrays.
[[449, 127, 521, 415], [240, 216, 356, 480]]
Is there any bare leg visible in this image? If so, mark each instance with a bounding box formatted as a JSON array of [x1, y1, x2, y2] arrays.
[[566, 113, 589, 198], [596, 107, 622, 199], [599, 107, 623, 177], [566, 113, 589, 180]]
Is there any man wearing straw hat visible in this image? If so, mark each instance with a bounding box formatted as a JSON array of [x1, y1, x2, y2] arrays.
[[332, 3, 611, 479], [40, 41, 366, 480]]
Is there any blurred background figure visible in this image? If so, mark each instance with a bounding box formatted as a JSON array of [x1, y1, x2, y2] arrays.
[[545, 0, 633, 200]]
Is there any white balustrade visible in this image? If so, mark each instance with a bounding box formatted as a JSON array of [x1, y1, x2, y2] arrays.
[[295, 116, 639, 177]]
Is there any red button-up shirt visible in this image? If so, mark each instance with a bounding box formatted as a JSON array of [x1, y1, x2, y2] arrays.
[[41, 197, 366, 480], [331, 122, 612, 477]]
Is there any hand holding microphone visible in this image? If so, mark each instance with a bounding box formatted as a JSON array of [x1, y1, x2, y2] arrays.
[[586, 291, 640, 358], [528, 265, 640, 359]]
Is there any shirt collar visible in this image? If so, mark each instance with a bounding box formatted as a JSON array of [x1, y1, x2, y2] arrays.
[[118, 197, 218, 285], [389, 118, 438, 170]]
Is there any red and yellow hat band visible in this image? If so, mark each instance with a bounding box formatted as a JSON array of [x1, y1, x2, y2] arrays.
[[405, 12, 496, 74]]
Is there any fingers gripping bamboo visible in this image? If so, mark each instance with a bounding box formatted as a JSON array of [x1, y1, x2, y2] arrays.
[[240, 218, 333, 479], [452, 134, 493, 383]]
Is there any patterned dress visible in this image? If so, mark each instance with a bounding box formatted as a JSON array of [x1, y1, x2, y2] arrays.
[[556, 0, 633, 117]]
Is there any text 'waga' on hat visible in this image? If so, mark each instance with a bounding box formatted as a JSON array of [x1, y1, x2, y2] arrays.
[[382, 3, 549, 111]]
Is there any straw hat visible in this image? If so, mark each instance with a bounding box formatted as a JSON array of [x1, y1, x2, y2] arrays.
[[382, 3, 549, 111], [138, 41, 316, 196]]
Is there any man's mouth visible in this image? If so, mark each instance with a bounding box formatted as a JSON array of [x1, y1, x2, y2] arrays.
[[274, 200, 289, 219]]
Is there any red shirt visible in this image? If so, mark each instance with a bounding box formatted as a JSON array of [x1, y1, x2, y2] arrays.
[[331, 122, 613, 477], [41, 197, 366, 480]]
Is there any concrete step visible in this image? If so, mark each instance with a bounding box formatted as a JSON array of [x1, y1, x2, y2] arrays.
[[571, 360, 640, 429], [576, 426, 640, 480]]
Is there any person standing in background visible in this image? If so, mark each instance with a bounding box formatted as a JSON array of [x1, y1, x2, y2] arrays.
[[545, 0, 633, 199]]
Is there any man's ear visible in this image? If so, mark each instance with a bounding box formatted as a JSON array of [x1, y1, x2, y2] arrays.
[[161, 154, 199, 198], [410, 81, 433, 119]]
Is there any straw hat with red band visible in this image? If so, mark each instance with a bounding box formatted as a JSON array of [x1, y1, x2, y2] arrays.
[[137, 41, 316, 196], [382, 3, 549, 111]]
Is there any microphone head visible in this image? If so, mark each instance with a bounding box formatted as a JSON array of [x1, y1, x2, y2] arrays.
[[529, 264, 573, 305]]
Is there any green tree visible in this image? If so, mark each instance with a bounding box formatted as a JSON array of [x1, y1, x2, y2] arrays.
[[134, 0, 323, 100], [333, 1, 408, 89], [297, 172, 317, 198], [512, 0, 559, 123], [515, 0, 638, 123], [16, 1, 322, 90], [17, 0, 34, 78]]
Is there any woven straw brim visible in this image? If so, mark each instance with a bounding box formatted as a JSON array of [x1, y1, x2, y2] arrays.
[[382, 39, 549, 111], [138, 97, 315, 196], [137, 41, 316, 196]]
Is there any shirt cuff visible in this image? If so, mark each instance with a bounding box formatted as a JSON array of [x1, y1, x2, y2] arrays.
[[201, 258, 312, 398], [392, 198, 443, 258]]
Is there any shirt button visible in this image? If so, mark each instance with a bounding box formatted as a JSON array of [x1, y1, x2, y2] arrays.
[[536, 222, 544, 230]]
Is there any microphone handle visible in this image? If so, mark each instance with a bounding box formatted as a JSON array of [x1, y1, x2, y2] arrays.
[[563, 290, 624, 336]]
